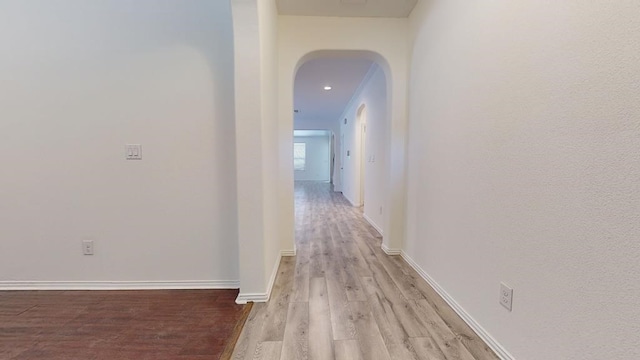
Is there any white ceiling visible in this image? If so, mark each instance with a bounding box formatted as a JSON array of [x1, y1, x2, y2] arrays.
[[276, 0, 418, 18], [294, 57, 375, 123]]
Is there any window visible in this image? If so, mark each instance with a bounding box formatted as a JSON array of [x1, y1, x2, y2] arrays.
[[293, 143, 306, 171]]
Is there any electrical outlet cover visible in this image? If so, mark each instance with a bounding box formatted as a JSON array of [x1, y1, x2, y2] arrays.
[[500, 282, 513, 311]]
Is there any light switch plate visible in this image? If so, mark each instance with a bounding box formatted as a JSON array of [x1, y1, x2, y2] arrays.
[[126, 144, 142, 160], [82, 240, 94, 255]]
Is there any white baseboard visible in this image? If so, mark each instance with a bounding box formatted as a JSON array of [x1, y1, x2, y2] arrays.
[[0, 280, 239, 291], [400, 251, 514, 360], [344, 193, 359, 207], [280, 249, 296, 257], [381, 243, 401, 255], [235, 292, 269, 304], [363, 213, 384, 236], [236, 251, 283, 304]]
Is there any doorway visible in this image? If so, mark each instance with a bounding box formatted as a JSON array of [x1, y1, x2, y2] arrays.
[[357, 105, 367, 207], [293, 130, 332, 182], [289, 51, 392, 251]]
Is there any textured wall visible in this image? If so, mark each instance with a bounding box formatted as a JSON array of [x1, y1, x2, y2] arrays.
[[406, 0, 640, 359], [0, 0, 238, 284], [339, 66, 388, 233], [232, 0, 282, 298]]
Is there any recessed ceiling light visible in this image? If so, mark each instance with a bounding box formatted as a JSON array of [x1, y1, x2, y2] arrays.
[[324, 86, 332, 91]]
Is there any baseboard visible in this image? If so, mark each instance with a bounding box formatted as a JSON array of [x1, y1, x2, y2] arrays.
[[263, 251, 283, 302], [0, 280, 239, 291], [400, 251, 514, 360], [344, 193, 359, 207], [381, 243, 401, 256], [363, 213, 384, 236], [280, 249, 296, 257], [235, 292, 269, 304], [236, 251, 283, 305]]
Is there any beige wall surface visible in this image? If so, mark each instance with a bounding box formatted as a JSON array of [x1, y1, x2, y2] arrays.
[[405, 1, 640, 359]]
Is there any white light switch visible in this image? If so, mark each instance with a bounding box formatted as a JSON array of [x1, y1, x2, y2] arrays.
[[82, 240, 94, 255], [126, 144, 142, 160]]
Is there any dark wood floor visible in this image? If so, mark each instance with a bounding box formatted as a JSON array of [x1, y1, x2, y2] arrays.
[[0, 289, 246, 360]]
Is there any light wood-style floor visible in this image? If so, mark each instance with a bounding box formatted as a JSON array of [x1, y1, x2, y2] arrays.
[[232, 182, 499, 360]]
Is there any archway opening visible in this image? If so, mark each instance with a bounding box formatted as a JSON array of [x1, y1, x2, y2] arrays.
[[292, 50, 391, 240]]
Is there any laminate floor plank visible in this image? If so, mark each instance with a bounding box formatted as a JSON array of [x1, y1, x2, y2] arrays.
[[367, 261, 430, 338], [292, 244, 310, 303], [232, 182, 499, 360], [309, 240, 325, 278], [259, 258, 295, 342], [334, 340, 363, 360], [375, 253, 425, 301], [232, 303, 268, 360], [412, 300, 476, 360], [321, 225, 357, 341], [361, 276, 424, 360], [252, 341, 283, 360], [342, 241, 372, 277], [308, 278, 334, 360], [349, 301, 391, 360], [330, 229, 367, 302], [279, 302, 309, 360], [410, 337, 448, 360], [389, 257, 499, 360], [325, 268, 357, 341]]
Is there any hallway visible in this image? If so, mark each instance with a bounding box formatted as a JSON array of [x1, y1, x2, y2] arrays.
[[232, 182, 498, 360]]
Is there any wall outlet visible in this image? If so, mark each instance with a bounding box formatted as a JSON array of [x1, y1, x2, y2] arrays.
[[379, 206, 383, 215], [82, 240, 94, 255], [500, 282, 513, 311]]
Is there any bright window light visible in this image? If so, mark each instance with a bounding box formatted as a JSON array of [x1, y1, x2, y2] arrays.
[[294, 143, 306, 171]]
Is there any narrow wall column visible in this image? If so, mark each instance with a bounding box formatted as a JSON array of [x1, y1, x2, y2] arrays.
[[384, 61, 409, 254], [231, 0, 267, 300]]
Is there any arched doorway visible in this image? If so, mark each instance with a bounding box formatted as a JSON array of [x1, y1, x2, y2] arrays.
[[278, 44, 408, 257], [290, 51, 390, 241]]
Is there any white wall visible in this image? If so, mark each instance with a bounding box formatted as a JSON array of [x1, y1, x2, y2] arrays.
[[339, 66, 387, 233], [294, 118, 342, 190], [257, 0, 282, 297], [232, 0, 282, 301], [405, 1, 640, 359], [294, 135, 330, 182], [0, 0, 238, 285], [278, 16, 409, 253]]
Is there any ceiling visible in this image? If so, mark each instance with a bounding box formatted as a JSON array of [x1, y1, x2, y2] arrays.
[[276, 0, 418, 18], [294, 57, 375, 123]]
